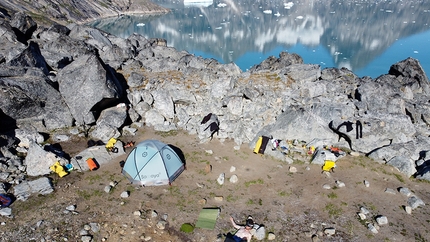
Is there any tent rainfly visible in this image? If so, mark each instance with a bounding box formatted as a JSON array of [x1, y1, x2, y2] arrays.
[[122, 140, 185, 186]]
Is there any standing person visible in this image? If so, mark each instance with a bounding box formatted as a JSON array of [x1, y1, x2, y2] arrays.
[[225, 215, 254, 242]]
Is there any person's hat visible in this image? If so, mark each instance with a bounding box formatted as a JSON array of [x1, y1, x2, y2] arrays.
[[246, 218, 254, 227]]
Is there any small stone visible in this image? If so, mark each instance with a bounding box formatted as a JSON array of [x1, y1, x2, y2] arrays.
[[66, 205, 76, 211], [104, 185, 112, 193], [229, 174, 238, 183], [36, 220, 44, 227], [81, 235, 92, 242], [205, 164, 212, 174], [305, 166, 311, 171], [376, 215, 388, 225], [357, 212, 366, 220], [198, 198, 207, 205], [367, 223, 378, 234], [151, 210, 158, 218], [408, 196, 425, 209], [311, 234, 321, 242], [322, 184, 331, 189], [405, 206, 412, 214], [156, 220, 166, 230], [335, 180, 345, 188], [214, 196, 224, 202], [133, 211, 142, 216], [79, 229, 89, 236], [120, 191, 129, 198], [109, 181, 118, 187], [217, 173, 225, 185], [360, 206, 370, 214], [89, 223, 100, 233], [364, 180, 370, 187], [323, 171, 331, 177], [267, 232, 276, 240], [289, 166, 297, 173], [205, 149, 213, 155], [230, 166, 236, 172], [399, 187, 412, 197], [384, 188, 396, 195], [324, 227, 335, 236], [83, 224, 91, 231]]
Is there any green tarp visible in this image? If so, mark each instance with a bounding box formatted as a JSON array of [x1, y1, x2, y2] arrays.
[[195, 207, 220, 230]]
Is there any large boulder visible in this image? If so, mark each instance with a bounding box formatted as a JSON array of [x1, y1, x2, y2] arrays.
[[388, 57, 430, 94], [10, 11, 37, 43], [56, 54, 124, 125], [0, 67, 74, 130], [0, 18, 27, 63], [24, 141, 69, 177]]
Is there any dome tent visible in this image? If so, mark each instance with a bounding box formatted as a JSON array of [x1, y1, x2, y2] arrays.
[[122, 140, 185, 186]]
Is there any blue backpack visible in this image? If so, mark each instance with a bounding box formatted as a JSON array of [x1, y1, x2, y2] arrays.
[[0, 194, 12, 207]]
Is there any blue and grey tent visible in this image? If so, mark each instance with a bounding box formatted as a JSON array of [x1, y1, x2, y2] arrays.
[[122, 140, 185, 186]]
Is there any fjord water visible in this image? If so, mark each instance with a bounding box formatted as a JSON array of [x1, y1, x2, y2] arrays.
[[89, 0, 430, 78]]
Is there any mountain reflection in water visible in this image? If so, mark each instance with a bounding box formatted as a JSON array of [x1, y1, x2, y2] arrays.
[[88, 0, 430, 78]]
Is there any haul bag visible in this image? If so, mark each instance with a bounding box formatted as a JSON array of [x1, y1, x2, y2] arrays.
[[322, 160, 336, 172], [253, 137, 263, 154], [86, 158, 99, 171], [253, 136, 270, 154]]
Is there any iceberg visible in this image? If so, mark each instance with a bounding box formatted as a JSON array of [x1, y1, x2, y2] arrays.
[[284, 2, 294, 9], [263, 10, 272, 14], [184, 0, 213, 7]]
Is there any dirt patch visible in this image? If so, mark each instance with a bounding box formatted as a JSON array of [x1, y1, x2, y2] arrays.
[[2, 128, 430, 241]]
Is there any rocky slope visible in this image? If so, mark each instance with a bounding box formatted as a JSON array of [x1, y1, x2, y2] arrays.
[[0, 0, 168, 26]]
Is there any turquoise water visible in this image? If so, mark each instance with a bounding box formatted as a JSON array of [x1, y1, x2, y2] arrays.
[[89, 0, 430, 78]]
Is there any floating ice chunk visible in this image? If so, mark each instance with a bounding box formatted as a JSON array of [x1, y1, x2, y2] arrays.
[[414, 50, 419, 54], [215, 26, 222, 30], [385, 10, 393, 13], [136, 23, 145, 27], [284, 2, 294, 9], [274, 12, 280, 17], [296, 15, 304, 19], [217, 3, 227, 7], [263, 10, 272, 14]]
